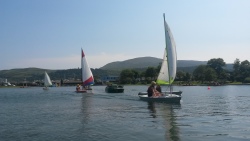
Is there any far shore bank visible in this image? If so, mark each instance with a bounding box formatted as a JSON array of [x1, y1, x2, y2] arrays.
[[1, 83, 250, 89]]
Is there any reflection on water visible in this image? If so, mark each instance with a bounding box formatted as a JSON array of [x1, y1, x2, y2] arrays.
[[147, 102, 181, 141], [147, 102, 156, 118], [81, 94, 93, 124], [162, 103, 181, 141]]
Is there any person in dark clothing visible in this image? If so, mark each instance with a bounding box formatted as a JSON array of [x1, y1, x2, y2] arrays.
[[76, 84, 80, 91], [147, 81, 156, 97], [156, 84, 162, 93]]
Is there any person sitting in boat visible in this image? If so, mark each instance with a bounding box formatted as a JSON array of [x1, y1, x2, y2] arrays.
[[76, 84, 80, 91], [154, 84, 163, 97], [147, 81, 162, 97], [156, 84, 162, 93], [83, 85, 88, 90], [84, 85, 88, 90], [147, 81, 156, 97]]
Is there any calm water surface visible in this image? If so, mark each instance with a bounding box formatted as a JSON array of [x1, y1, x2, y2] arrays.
[[0, 85, 250, 141]]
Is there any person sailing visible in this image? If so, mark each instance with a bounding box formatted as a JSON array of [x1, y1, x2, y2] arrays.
[[82, 85, 87, 90], [76, 84, 80, 91], [147, 81, 161, 97], [156, 84, 162, 93]]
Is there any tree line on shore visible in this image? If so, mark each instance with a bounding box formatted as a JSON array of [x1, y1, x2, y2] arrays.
[[118, 58, 250, 85], [1, 58, 250, 86]]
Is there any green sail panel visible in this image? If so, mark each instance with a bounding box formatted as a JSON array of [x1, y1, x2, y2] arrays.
[[156, 78, 174, 85]]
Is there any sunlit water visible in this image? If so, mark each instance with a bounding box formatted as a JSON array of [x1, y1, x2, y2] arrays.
[[1, 85, 250, 141]]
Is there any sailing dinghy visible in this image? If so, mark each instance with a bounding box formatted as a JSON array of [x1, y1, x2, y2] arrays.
[[75, 49, 94, 93], [138, 14, 181, 103], [43, 71, 52, 90]]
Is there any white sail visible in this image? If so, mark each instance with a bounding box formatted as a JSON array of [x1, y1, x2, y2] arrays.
[[44, 71, 52, 87], [156, 13, 177, 85]]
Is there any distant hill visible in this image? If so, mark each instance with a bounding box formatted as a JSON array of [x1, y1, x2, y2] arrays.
[[0, 67, 115, 82], [0, 68, 56, 82], [100, 57, 208, 71], [100, 57, 234, 73], [0, 57, 234, 82], [100, 57, 162, 70]]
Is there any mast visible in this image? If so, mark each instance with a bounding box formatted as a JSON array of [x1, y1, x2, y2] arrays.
[[81, 48, 84, 87]]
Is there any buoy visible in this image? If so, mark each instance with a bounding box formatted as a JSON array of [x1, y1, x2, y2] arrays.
[[208, 86, 210, 90]]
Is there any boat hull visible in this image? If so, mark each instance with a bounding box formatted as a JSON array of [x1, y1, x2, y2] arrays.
[[138, 91, 182, 96], [43, 87, 49, 90], [138, 94, 181, 103], [105, 87, 124, 93], [75, 90, 87, 93]]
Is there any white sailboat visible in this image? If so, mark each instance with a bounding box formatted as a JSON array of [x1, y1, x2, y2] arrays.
[[43, 71, 52, 90], [138, 13, 181, 103], [75, 49, 94, 93]]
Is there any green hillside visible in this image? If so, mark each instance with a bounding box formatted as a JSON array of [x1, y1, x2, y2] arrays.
[[0, 68, 118, 82], [0, 68, 56, 82], [100, 57, 162, 70], [100, 57, 208, 70]]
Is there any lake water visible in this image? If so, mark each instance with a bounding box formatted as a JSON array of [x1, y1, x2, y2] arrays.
[[0, 85, 250, 141]]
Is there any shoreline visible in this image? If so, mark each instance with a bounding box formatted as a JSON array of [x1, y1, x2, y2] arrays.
[[1, 83, 250, 88]]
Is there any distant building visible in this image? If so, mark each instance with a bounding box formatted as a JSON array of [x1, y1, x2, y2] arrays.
[[101, 75, 120, 83]]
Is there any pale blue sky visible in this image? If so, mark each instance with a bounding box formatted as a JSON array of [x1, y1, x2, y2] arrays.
[[0, 0, 249, 70]]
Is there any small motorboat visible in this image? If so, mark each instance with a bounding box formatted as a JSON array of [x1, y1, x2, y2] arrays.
[[105, 84, 124, 93]]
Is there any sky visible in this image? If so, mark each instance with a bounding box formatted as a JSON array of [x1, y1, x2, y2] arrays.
[[0, 0, 250, 70]]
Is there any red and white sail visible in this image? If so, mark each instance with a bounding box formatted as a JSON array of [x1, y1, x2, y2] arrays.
[[81, 49, 94, 86]]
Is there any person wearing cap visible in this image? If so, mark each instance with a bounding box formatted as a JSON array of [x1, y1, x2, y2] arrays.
[[147, 81, 156, 97]]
